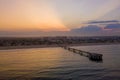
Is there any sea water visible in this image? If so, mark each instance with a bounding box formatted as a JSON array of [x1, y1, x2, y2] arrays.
[[0, 44, 120, 80]]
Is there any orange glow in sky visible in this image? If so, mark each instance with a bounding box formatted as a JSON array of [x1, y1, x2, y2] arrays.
[[0, 0, 69, 31], [0, 0, 120, 33]]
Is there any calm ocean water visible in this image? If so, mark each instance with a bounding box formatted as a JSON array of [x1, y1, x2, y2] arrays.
[[0, 44, 120, 80]]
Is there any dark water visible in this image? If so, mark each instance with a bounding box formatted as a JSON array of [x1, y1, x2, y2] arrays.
[[0, 44, 120, 80]]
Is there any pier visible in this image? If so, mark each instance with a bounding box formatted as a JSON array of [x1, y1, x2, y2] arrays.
[[62, 46, 103, 62]]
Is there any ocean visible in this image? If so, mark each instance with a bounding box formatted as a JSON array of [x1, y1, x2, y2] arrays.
[[0, 44, 120, 80]]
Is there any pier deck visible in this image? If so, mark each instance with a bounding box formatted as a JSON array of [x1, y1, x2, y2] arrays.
[[62, 46, 103, 62]]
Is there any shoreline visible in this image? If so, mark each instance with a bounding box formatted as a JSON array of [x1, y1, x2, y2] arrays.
[[0, 43, 120, 50]]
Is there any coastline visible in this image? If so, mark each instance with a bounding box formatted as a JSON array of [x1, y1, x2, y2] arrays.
[[0, 43, 120, 50]]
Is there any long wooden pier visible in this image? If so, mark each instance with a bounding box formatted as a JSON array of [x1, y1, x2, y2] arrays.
[[62, 46, 103, 62]]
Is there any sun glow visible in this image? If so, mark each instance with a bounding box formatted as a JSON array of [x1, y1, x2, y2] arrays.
[[0, 0, 69, 31]]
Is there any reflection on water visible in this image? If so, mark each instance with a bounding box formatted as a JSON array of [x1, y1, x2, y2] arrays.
[[0, 45, 120, 80]]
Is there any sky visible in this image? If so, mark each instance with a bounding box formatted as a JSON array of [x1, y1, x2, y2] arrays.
[[0, 0, 120, 37]]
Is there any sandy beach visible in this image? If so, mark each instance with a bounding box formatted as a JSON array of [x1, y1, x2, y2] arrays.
[[0, 43, 120, 50]]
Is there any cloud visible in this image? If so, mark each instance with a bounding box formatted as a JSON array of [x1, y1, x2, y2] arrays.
[[104, 23, 120, 29], [87, 20, 119, 24], [1, 24, 120, 37], [72, 25, 102, 32]]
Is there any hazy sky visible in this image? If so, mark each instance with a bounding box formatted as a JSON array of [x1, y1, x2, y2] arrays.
[[0, 0, 120, 36]]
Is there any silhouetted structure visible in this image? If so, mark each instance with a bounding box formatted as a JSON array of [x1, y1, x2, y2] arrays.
[[0, 36, 120, 47], [63, 46, 103, 62]]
